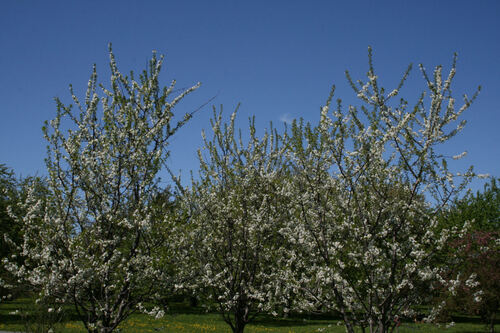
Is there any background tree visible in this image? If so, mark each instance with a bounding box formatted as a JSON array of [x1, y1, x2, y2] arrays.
[[7, 46, 200, 333], [0, 164, 21, 300], [437, 178, 500, 333], [179, 108, 292, 333], [283, 48, 481, 333], [442, 178, 499, 232]]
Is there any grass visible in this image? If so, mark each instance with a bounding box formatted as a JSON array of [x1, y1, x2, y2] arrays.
[[0, 298, 498, 332]]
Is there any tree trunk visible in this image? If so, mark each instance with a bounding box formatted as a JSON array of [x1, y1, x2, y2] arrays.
[[342, 318, 355, 333], [233, 320, 246, 333], [376, 319, 388, 333]]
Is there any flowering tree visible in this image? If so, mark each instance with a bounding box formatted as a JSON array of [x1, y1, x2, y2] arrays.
[[1, 173, 49, 301], [180, 108, 291, 333], [283, 48, 481, 333], [7, 46, 200, 332]]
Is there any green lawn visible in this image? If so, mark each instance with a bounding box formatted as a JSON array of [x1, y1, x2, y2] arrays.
[[0, 298, 497, 332]]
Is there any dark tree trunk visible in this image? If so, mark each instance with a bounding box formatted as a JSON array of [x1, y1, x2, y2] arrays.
[[233, 323, 246, 333], [232, 304, 249, 333]]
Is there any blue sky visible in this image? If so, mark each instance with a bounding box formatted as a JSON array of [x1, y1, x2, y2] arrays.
[[1, 0, 499, 193]]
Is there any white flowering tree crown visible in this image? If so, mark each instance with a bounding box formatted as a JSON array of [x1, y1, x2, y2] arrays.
[[9, 45, 200, 333], [179, 107, 292, 333], [282, 47, 481, 333]]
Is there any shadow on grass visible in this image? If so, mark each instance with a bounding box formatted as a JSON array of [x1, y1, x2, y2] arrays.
[[0, 312, 22, 325], [250, 313, 341, 328], [0, 299, 30, 325], [0, 298, 82, 326], [450, 314, 484, 324], [163, 302, 207, 315], [163, 300, 343, 328]]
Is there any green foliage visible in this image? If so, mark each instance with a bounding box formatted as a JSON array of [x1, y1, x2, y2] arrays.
[[0, 164, 20, 300], [438, 178, 500, 332], [443, 178, 499, 232], [0, 164, 18, 252]]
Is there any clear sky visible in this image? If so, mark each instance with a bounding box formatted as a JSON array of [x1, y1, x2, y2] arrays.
[[1, 0, 499, 193]]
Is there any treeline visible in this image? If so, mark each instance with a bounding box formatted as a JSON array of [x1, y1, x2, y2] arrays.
[[0, 46, 498, 333]]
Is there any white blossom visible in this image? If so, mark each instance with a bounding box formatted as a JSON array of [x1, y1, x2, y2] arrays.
[[281, 47, 480, 333], [6, 45, 200, 332]]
